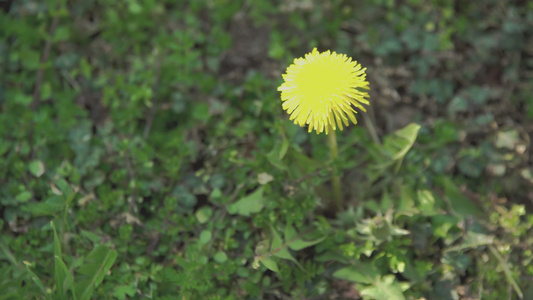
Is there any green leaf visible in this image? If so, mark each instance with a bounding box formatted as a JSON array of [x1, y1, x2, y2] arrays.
[[29, 160, 45, 177], [269, 228, 301, 268], [284, 226, 327, 251], [53, 26, 70, 42], [266, 142, 289, 171], [51, 221, 66, 299], [80, 230, 102, 244], [0, 139, 11, 156], [382, 123, 421, 171], [397, 185, 417, 216], [259, 257, 279, 273], [445, 230, 494, 252], [79, 58, 92, 79], [16, 191, 32, 203], [195, 206, 213, 224], [457, 153, 483, 178], [279, 136, 289, 160], [113, 284, 136, 300], [359, 275, 406, 300], [287, 147, 322, 175], [270, 228, 284, 250], [438, 176, 482, 217], [284, 225, 298, 241], [417, 189, 439, 216], [22, 196, 64, 216], [333, 262, 380, 284], [75, 245, 117, 300], [41, 82, 52, 100], [227, 187, 265, 216], [385, 123, 420, 160], [431, 214, 459, 238], [55, 256, 77, 300], [214, 251, 228, 264], [289, 236, 327, 251], [56, 179, 72, 197], [55, 179, 75, 205], [0, 238, 19, 267], [24, 264, 48, 295], [192, 103, 210, 121], [434, 120, 459, 144], [199, 230, 212, 244]]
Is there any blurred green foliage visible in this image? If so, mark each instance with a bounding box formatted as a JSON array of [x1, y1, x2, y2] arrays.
[[1, 0, 533, 299]]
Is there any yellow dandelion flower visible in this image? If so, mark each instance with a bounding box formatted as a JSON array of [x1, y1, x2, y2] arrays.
[[278, 48, 370, 135]]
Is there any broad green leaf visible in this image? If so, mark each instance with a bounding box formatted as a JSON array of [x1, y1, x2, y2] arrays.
[[285, 225, 327, 251], [359, 275, 406, 300], [333, 262, 380, 284], [417, 189, 439, 216], [0, 238, 19, 267], [227, 187, 265, 216], [55, 179, 75, 206], [397, 185, 417, 216], [113, 284, 136, 300], [433, 120, 459, 144], [80, 230, 102, 244], [53, 26, 70, 42], [284, 225, 298, 241], [431, 214, 460, 238], [192, 103, 210, 121], [79, 58, 92, 79], [29, 160, 45, 177], [269, 228, 301, 268], [270, 228, 291, 261], [75, 245, 117, 300], [266, 142, 289, 171], [289, 236, 327, 251], [271, 237, 301, 267], [16, 191, 32, 203], [259, 257, 279, 273], [382, 123, 421, 172], [438, 176, 482, 217], [0, 139, 11, 156], [22, 196, 64, 216], [270, 227, 284, 250], [383, 123, 420, 161], [214, 251, 228, 264], [199, 230, 212, 244], [195, 206, 213, 224], [457, 154, 483, 178], [41, 82, 52, 100], [55, 179, 72, 197], [445, 230, 494, 252], [315, 251, 350, 264], [287, 148, 322, 175]]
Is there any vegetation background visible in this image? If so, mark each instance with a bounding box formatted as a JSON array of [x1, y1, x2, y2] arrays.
[[1, 0, 533, 299]]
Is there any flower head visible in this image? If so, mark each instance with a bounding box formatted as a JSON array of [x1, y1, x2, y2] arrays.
[[278, 48, 370, 134]]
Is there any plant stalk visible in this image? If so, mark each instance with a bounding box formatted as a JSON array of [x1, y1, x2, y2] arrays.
[[328, 129, 342, 212]]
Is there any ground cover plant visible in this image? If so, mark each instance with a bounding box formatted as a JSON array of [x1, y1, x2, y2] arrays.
[[1, 0, 533, 299]]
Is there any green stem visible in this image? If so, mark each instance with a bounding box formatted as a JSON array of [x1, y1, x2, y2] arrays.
[[328, 129, 342, 212]]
